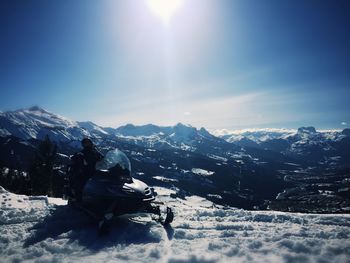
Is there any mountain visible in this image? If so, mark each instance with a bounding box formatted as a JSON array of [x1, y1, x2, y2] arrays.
[[114, 122, 212, 145], [0, 106, 94, 142], [114, 122, 239, 155], [0, 107, 223, 152], [297, 126, 317, 134], [77, 121, 109, 136], [212, 127, 350, 213], [215, 127, 350, 165], [0, 107, 349, 213], [213, 128, 296, 143], [342, 128, 350, 137], [114, 123, 171, 137]]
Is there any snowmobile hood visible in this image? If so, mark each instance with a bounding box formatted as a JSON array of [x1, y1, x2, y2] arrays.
[[123, 178, 148, 192], [83, 176, 152, 199]]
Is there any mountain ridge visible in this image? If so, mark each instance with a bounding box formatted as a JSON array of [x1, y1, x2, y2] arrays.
[[1, 106, 349, 213], [2, 106, 348, 141]]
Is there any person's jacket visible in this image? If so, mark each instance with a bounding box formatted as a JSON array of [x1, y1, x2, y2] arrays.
[[71, 147, 103, 179]]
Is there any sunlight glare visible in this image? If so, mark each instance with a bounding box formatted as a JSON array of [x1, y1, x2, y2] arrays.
[[147, 0, 184, 25]]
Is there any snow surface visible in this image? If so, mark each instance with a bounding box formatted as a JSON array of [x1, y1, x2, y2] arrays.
[[1, 186, 350, 263], [191, 168, 215, 177]]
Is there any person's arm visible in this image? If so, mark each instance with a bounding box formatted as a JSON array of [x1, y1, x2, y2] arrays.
[[70, 153, 84, 176]]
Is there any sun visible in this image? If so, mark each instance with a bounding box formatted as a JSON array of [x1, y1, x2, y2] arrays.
[[147, 0, 184, 25]]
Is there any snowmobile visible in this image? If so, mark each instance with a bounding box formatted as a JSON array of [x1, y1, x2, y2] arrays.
[[67, 148, 174, 232]]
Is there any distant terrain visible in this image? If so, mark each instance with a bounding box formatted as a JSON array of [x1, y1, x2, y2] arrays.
[[1, 106, 349, 213]]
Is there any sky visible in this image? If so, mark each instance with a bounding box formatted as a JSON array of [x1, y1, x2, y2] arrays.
[[0, 0, 350, 130]]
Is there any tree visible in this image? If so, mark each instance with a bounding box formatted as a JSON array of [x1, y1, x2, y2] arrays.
[[28, 135, 57, 196]]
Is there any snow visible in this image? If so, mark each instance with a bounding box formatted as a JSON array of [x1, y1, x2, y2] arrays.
[[153, 176, 179, 183], [77, 121, 109, 135], [0, 128, 11, 136], [47, 197, 68, 206], [207, 154, 228, 162], [191, 168, 215, 176], [1, 186, 350, 263], [212, 128, 297, 142]]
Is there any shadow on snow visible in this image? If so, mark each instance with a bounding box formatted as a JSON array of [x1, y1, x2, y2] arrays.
[[24, 205, 166, 251]]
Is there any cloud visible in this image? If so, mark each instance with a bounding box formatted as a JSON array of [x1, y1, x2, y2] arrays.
[[341, 122, 347, 126], [96, 92, 262, 127], [92, 74, 345, 129], [93, 88, 313, 130]]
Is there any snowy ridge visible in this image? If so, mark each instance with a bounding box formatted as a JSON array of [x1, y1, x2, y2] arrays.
[[0, 107, 111, 142], [115, 123, 205, 141], [77, 121, 109, 136], [212, 128, 297, 143], [213, 126, 350, 167], [114, 123, 217, 151], [1, 187, 350, 262], [213, 127, 344, 144], [212, 128, 298, 137], [1, 107, 347, 157], [0, 107, 216, 151]]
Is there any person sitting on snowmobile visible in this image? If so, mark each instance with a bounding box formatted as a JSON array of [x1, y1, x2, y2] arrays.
[[69, 138, 103, 202]]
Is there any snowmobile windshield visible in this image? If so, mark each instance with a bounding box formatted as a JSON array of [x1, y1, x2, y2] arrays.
[[95, 149, 131, 177]]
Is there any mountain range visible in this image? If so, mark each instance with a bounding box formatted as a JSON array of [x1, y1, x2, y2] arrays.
[[0, 106, 349, 213]]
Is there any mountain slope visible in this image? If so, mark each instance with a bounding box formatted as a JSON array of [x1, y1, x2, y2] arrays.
[[0, 106, 110, 143], [215, 127, 350, 165]]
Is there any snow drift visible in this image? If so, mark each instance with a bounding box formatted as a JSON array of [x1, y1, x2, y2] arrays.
[[1, 186, 350, 263]]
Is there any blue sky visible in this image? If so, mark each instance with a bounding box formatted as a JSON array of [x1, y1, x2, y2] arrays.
[[0, 0, 349, 130]]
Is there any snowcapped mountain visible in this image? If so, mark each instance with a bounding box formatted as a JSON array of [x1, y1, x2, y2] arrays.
[[114, 122, 211, 143], [0, 106, 84, 141], [114, 122, 234, 154], [1, 107, 349, 213], [214, 126, 350, 165], [2, 107, 347, 165], [77, 121, 109, 136], [0, 106, 113, 143], [1, 186, 350, 263], [115, 123, 171, 137], [213, 126, 347, 145], [0, 107, 224, 152], [213, 128, 297, 143]]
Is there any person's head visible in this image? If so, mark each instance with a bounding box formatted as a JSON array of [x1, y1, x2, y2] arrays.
[[81, 138, 93, 149]]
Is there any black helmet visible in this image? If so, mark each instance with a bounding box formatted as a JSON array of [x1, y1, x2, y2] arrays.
[[81, 137, 93, 148]]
